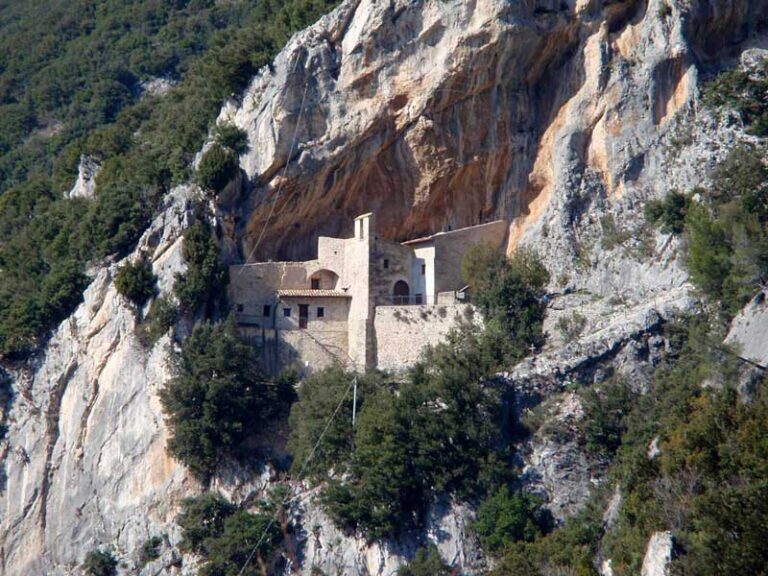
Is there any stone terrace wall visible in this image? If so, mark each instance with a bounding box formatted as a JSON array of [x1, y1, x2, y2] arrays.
[[374, 304, 477, 371]]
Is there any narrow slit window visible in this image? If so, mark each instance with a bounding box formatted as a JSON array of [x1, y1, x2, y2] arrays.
[[383, 259, 389, 269], [421, 264, 426, 276], [317, 307, 325, 318], [263, 305, 271, 317]]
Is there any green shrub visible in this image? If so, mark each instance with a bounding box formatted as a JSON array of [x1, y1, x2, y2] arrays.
[[644, 191, 688, 234], [556, 311, 587, 341], [702, 66, 768, 136], [138, 536, 163, 566], [159, 320, 293, 479], [215, 123, 249, 154], [114, 257, 157, 308], [579, 378, 636, 457], [138, 295, 179, 347], [197, 142, 239, 193], [178, 493, 237, 553], [174, 223, 228, 313], [397, 545, 451, 576], [177, 493, 281, 576], [307, 326, 511, 539], [461, 244, 550, 367], [475, 486, 553, 554], [600, 214, 632, 250], [81, 549, 117, 576]]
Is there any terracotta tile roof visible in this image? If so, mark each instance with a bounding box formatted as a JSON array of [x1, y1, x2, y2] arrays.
[[277, 289, 351, 298]]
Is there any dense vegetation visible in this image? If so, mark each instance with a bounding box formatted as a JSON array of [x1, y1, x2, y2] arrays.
[[177, 493, 281, 576], [396, 545, 452, 576], [159, 320, 295, 479], [644, 145, 768, 317], [0, 0, 340, 360], [114, 257, 157, 308], [702, 61, 768, 136], [286, 248, 549, 540]]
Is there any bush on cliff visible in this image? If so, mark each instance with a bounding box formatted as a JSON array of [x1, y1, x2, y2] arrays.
[[177, 493, 281, 576], [159, 320, 293, 479], [461, 243, 550, 366], [396, 545, 451, 576], [82, 549, 118, 576], [197, 142, 240, 194], [114, 257, 157, 308], [174, 223, 228, 314]]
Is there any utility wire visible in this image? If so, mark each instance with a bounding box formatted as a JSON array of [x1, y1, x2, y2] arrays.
[[238, 52, 312, 275], [235, 376, 355, 576]]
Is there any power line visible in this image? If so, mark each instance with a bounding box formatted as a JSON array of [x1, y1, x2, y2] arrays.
[[235, 375, 355, 576], [238, 52, 312, 274]]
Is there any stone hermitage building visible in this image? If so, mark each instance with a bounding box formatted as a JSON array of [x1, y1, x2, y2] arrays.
[[229, 213, 506, 372]]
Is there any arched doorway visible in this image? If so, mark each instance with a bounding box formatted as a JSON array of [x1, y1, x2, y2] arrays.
[[393, 280, 410, 304]]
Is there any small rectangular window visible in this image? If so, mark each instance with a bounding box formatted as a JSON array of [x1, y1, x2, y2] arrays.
[[236, 304, 244, 312], [421, 264, 426, 276], [317, 307, 325, 318], [263, 305, 271, 317], [283, 307, 291, 317], [383, 259, 389, 269], [311, 278, 320, 290]]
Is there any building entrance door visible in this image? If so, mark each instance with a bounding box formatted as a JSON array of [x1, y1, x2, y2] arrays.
[[299, 304, 309, 329]]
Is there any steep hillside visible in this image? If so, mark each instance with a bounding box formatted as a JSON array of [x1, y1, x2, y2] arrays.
[[2, 0, 768, 575]]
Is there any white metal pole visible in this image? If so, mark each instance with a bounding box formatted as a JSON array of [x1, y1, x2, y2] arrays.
[[352, 376, 358, 429]]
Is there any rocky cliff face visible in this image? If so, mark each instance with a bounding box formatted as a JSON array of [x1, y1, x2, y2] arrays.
[[2, 0, 768, 574], [221, 0, 767, 265]]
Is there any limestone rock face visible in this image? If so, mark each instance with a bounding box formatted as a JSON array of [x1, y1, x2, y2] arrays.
[[2, 0, 768, 574], [221, 0, 768, 269], [641, 531, 675, 576], [0, 186, 201, 575], [725, 291, 768, 368], [66, 155, 101, 200]]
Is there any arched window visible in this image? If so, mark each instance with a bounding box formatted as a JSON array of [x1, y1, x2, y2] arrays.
[[309, 269, 340, 290], [393, 280, 410, 304]]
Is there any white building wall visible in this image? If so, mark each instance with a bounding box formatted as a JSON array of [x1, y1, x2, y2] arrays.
[[412, 244, 435, 302]]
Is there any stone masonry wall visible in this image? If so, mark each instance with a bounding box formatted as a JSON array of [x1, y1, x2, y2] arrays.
[[374, 304, 477, 372]]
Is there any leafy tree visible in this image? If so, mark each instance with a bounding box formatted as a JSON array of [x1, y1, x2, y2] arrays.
[[397, 545, 451, 576], [177, 493, 281, 576], [138, 536, 163, 566], [475, 486, 553, 554], [200, 509, 281, 576], [159, 321, 292, 479], [174, 223, 228, 313], [138, 294, 179, 347], [215, 123, 249, 154], [644, 191, 689, 234], [287, 367, 381, 480], [579, 378, 635, 456], [81, 549, 117, 576], [178, 493, 237, 553], [114, 257, 157, 307], [462, 243, 550, 366], [314, 327, 511, 539], [197, 142, 239, 193]]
